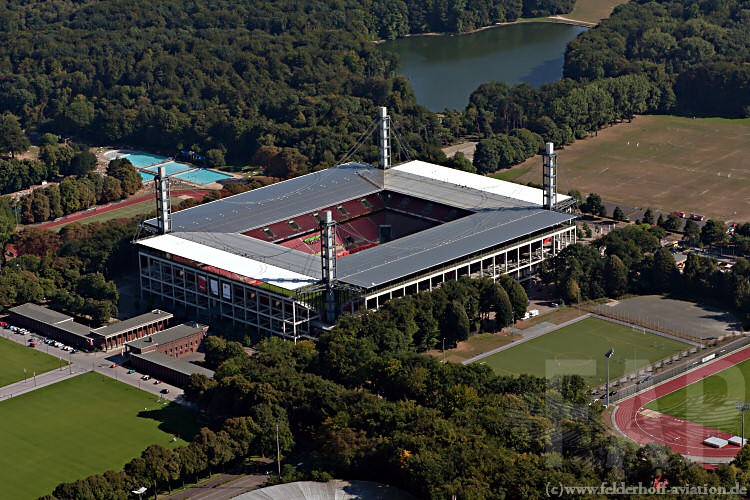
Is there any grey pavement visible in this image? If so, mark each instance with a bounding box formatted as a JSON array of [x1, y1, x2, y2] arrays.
[[167, 473, 268, 500]]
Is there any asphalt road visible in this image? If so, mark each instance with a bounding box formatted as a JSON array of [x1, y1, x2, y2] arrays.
[[167, 473, 268, 500]]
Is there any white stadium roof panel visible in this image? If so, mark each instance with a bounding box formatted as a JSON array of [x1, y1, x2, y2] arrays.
[[391, 160, 571, 206], [138, 234, 316, 290]]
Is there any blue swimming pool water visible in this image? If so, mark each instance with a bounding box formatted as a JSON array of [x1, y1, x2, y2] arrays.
[[144, 161, 193, 176], [120, 151, 169, 168], [174, 169, 233, 185], [139, 171, 156, 182]]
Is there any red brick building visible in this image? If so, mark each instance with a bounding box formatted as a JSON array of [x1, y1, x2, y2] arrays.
[[124, 322, 208, 358]]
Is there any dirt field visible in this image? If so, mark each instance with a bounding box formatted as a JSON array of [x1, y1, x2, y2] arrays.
[[565, 0, 629, 24], [505, 115, 750, 221], [591, 295, 740, 340]]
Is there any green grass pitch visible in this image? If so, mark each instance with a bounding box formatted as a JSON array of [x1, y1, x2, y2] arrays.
[[645, 358, 750, 438], [0, 336, 67, 388], [0, 372, 198, 499], [475, 317, 691, 387]]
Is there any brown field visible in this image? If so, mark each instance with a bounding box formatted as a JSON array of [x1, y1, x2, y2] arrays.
[[502, 115, 750, 221], [565, 0, 629, 24]]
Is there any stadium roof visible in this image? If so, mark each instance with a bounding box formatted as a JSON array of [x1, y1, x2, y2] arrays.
[[138, 160, 574, 291]]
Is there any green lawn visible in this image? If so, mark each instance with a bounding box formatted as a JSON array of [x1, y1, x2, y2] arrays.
[[475, 317, 690, 387], [646, 359, 750, 438], [0, 372, 198, 499], [0, 336, 66, 388]]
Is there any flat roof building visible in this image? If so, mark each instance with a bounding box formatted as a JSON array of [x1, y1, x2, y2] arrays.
[[8, 303, 174, 351], [125, 322, 208, 358], [129, 351, 214, 388]]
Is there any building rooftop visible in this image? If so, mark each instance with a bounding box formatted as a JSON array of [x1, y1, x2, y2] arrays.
[[90, 310, 174, 339], [132, 351, 215, 378], [9, 303, 73, 326], [126, 323, 207, 351]]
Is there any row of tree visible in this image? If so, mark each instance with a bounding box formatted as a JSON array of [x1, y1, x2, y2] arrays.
[[15, 158, 142, 224]]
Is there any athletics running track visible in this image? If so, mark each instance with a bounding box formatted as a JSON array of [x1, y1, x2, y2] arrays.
[[37, 189, 210, 230], [614, 346, 750, 460]]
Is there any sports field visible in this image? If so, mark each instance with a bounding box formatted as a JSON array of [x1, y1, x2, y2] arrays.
[[0, 337, 66, 388], [476, 317, 690, 386], [645, 358, 750, 438], [0, 372, 197, 499], [503, 115, 750, 221]]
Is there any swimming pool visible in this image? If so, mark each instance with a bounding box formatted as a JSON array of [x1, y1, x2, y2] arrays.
[[173, 169, 233, 185], [144, 161, 193, 176], [139, 171, 156, 182], [106, 150, 169, 168]]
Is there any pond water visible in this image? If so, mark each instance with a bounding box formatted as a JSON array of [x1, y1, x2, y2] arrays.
[[379, 22, 587, 111]]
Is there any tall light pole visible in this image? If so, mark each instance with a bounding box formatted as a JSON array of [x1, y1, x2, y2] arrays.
[[605, 348, 615, 408], [737, 402, 750, 446]]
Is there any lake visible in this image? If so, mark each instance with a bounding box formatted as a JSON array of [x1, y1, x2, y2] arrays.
[[379, 22, 587, 111]]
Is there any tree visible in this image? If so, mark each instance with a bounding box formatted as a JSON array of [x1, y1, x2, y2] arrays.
[[64, 151, 97, 176], [683, 219, 700, 245], [101, 176, 123, 203], [613, 206, 626, 221], [700, 219, 727, 247], [205, 148, 226, 167], [563, 277, 580, 303], [0, 113, 30, 158], [642, 208, 654, 225], [583, 193, 605, 216], [499, 275, 528, 321], [663, 213, 681, 231], [603, 254, 628, 297], [443, 300, 470, 343]]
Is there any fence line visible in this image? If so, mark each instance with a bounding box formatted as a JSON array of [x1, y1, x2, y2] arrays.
[[606, 335, 750, 403]]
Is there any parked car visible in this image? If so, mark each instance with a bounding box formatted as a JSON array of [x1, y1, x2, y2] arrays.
[[127, 369, 136, 374], [154, 380, 162, 385], [141, 375, 151, 380], [160, 389, 169, 394], [609, 390, 618, 397], [111, 363, 118, 368], [29, 342, 36, 348]]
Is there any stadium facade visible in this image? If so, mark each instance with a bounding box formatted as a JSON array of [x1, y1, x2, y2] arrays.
[[136, 110, 576, 340]]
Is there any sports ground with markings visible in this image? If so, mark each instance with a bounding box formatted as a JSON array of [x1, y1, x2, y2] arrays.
[[0, 372, 197, 499], [477, 316, 690, 387], [615, 347, 750, 460], [500, 115, 750, 221]]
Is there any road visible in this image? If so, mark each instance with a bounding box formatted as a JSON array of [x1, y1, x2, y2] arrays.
[[167, 473, 268, 500]]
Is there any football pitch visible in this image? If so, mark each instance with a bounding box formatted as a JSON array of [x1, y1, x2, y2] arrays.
[[503, 115, 750, 221], [646, 358, 750, 438], [0, 336, 66, 388], [0, 372, 198, 499], [476, 317, 691, 386]]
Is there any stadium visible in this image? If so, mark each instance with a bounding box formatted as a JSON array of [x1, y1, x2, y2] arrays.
[[135, 109, 577, 339]]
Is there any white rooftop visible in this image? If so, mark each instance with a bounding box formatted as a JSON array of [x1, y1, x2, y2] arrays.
[[391, 160, 570, 206], [138, 234, 317, 291], [703, 436, 728, 448]]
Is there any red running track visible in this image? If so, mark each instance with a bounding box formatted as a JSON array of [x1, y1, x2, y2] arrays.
[[37, 189, 210, 230], [614, 346, 750, 460]]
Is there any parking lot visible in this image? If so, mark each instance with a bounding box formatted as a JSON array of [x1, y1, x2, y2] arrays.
[[0, 323, 186, 405]]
